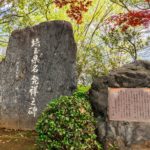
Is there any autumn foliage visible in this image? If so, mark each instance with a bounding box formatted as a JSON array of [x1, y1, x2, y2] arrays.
[[108, 10, 150, 31], [54, 0, 92, 24]]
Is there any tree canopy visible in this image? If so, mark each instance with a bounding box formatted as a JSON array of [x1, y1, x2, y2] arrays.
[[0, 0, 150, 84]]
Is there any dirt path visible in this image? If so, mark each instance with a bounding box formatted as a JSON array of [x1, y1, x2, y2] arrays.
[[0, 128, 37, 150]]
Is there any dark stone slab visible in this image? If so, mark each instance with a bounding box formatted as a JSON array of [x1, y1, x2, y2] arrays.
[[0, 20, 77, 130]]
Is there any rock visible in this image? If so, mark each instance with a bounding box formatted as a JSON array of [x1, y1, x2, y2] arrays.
[[0, 21, 77, 130], [89, 60, 150, 149]]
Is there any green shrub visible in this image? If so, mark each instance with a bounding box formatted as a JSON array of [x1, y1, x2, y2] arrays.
[[36, 88, 101, 150], [74, 85, 91, 99]]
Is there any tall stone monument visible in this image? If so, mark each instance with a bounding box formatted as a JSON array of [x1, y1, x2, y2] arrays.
[[0, 21, 77, 130]]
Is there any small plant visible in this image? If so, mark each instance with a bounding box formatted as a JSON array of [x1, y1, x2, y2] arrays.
[[36, 86, 101, 150], [73, 85, 90, 99]]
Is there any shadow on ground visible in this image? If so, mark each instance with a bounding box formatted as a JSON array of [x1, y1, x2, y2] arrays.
[[0, 128, 37, 150]]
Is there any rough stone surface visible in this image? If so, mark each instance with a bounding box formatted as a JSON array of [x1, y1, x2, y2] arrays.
[[89, 60, 150, 150], [0, 21, 77, 130]]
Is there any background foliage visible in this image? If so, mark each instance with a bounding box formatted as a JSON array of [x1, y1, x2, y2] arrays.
[[0, 0, 150, 84]]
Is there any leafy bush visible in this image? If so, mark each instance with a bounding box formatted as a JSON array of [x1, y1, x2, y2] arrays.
[[36, 87, 101, 150], [73, 85, 90, 99]]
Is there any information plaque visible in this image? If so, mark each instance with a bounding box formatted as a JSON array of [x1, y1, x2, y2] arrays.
[[108, 88, 150, 122]]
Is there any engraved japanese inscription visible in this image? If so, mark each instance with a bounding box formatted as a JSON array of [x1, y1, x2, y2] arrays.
[[108, 88, 150, 122]]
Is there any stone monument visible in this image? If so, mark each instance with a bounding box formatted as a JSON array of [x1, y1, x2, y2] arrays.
[[0, 21, 77, 130], [90, 61, 150, 150]]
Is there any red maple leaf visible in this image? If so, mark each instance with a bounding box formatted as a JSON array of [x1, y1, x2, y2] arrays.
[[107, 10, 150, 31], [54, 0, 92, 24]]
